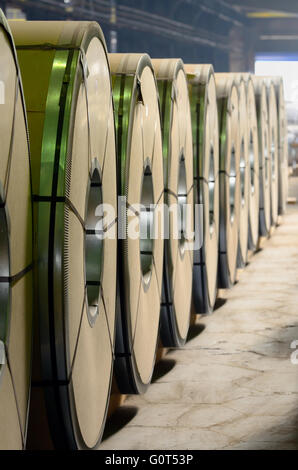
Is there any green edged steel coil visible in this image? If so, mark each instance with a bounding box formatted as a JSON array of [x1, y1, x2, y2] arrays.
[[233, 74, 250, 267], [273, 77, 288, 216], [264, 78, 279, 227], [152, 58, 194, 346], [185, 64, 219, 314], [11, 20, 117, 449], [216, 73, 250, 269], [242, 74, 260, 251], [110, 53, 164, 394], [215, 73, 241, 288], [0, 11, 33, 450], [252, 76, 271, 237]]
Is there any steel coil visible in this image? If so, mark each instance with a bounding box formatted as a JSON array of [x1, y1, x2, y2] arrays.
[[242, 74, 260, 251], [252, 77, 271, 237], [266, 78, 279, 226], [185, 64, 219, 314], [233, 74, 250, 267], [0, 12, 33, 450], [152, 59, 194, 347], [11, 20, 117, 449], [110, 54, 164, 393], [215, 74, 240, 288], [272, 77, 288, 215]]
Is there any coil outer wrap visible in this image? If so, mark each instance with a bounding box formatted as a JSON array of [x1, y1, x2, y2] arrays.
[[215, 73, 241, 288], [11, 20, 117, 449], [272, 77, 288, 215], [152, 58, 194, 346], [0, 11, 33, 450], [252, 77, 271, 237], [185, 64, 219, 314], [110, 53, 164, 394], [242, 74, 260, 250]]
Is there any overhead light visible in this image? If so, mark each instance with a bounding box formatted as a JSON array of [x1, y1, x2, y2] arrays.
[[63, 0, 73, 12], [247, 11, 298, 18], [260, 35, 298, 40]]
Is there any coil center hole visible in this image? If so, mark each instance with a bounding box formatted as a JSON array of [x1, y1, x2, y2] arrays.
[[209, 146, 215, 234], [240, 138, 246, 207], [178, 155, 187, 255], [85, 167, 103, 325], [140, 165, 154, 285], [230, 145, 236, 223], [271, 129, 276, 178], [264, 131, 269, 185], [0, 190, 10, 357], [249, 131, 255, 195]]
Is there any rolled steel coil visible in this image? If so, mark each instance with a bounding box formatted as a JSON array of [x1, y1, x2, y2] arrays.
[[152, 59, 194, 347], [215, 74, 240, 288], [233, 74, 250, 267], [242, 74, 260, 251], [11, 20, 117, 449], [185, 64, 219, 314], [272, 77, 288, 215], [0, 12, 33, 450], [252, 77, 271, 237], [110, 54, 164, 393], [265, 78, 279, 227]]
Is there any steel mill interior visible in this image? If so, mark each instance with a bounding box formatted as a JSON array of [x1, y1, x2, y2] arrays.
[[0, 0, 297, 453]]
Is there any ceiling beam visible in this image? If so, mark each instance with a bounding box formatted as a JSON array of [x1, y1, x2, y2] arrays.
[[5, 0, 241, 52], [224, 0, 298, 15]]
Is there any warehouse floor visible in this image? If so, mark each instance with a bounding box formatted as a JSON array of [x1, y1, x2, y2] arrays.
[[101, 177, 298, 451]]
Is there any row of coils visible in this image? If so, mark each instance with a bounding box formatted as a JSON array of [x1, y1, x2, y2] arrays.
[[0, 15, 288, 449]]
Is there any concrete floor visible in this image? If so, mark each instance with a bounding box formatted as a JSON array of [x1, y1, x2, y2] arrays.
[[101, 177, 298, 450]]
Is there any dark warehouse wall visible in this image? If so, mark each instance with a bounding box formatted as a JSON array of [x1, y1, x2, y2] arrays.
[[0, 0, 250, 72]]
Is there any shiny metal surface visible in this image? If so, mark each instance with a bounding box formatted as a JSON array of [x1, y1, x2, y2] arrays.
[[242, 74, 260, 251], [233, 75, 249, 267], [185, 64, 219, 314], [265, 79, 279, 227], [272, 77, 288, 216], [0, 11, 33, 450], [140, 165, 155, 281], [252, 77, 271, 237], [215, 73, 240, 288], [152, 58, 194, 346], [11, 20, 117, 449], [110, 53, 164, 394]]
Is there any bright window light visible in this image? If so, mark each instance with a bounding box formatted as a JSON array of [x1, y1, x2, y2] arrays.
[[255, 58, 298, 102]]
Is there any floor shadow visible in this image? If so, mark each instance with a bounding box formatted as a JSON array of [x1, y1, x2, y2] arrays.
[[187, 323, 205, 342], [152, 358, 176, 383], [103, 406, 138, 441], [213, 297, 228, 311]]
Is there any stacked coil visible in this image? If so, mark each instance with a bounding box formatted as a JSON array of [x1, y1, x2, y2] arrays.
[[272, 77, 288, 215], [253, 76, 271, 237], [152, 59, 194, 347], [110, 54, 164, 393], [266, 78, 279, 227], [243, 74, 260, 251], [0, 7, 288, 450], [185, 64, 219, 314], [233, 74, 250, 267], [215, 74, 241, 288], [11, 20, 117, 449], [0, 13, 33, 450]]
